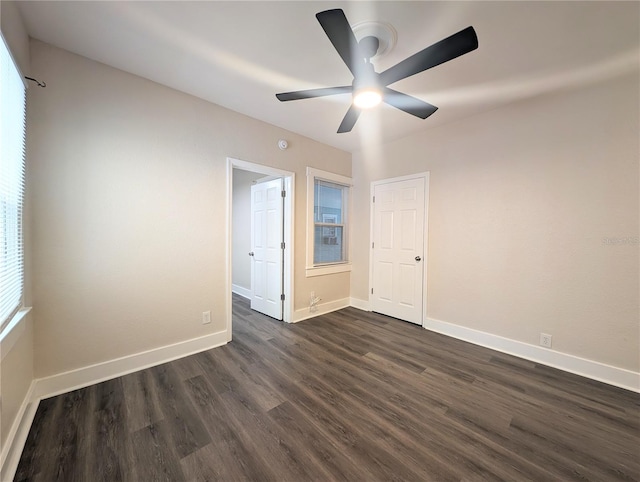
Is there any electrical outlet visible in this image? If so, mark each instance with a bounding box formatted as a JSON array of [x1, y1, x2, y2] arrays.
[[202, 311, 211, 325], [540, 333, 552, 348]]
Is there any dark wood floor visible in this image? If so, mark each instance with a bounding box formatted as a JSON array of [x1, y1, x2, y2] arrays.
[[15, 295, 640, 481]]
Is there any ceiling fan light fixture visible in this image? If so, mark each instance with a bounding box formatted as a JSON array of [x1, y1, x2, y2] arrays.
[[353, 88, 382, 109]]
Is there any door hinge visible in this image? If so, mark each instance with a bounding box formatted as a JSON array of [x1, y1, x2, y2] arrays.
[[281, 242, 285, 249], [371, 288, 374, 294], [281, 294, 285, 301], [281, 190, 286, 198], [373, 195, 375, 203], [372, 242, 374, 249]]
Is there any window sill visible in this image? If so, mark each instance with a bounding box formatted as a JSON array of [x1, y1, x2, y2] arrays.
[[306, 263, 352, 277], [0, 307, 32, 361]]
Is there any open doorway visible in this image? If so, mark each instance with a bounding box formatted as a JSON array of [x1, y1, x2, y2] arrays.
[[226, 158, 295, 340]]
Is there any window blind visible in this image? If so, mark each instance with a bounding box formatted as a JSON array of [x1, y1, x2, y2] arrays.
[[313, 179, 348, 265], [0, 35, 26, 331]]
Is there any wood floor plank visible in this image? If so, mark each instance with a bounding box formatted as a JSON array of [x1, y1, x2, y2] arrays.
[[217, 391, 330, 482], [265, 401, 366, 482], [34, 389, 92, 482], [182, 374, 273, 481], [193, 349, 240, 396], [13, 396, 58, 481], [83, 379, 129, 482], [213, 346, 287, 411], [15, 294, 640, 481], [129, 422, 186, 482], [147, 363, 212, 459], [120, 369, 163, 433]]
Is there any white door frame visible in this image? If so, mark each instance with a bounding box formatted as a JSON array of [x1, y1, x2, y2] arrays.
[[226, 157, 295, 340], [368, 172, 429, 326]]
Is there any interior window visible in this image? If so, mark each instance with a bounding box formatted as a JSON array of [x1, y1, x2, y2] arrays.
[[306, 167, 352, 277]]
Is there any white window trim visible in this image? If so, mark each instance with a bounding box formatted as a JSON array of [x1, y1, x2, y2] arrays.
[[306, 167, 352, 277], [0, 33, 28, 339]]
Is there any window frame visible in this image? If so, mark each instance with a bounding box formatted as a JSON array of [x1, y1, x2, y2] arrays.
[[305, 167, 352, 277], [0, 33, 27, 336]]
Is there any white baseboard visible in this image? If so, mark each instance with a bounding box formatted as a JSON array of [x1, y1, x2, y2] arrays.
[[292, 297, 351, 323], [1, 380, 37, 482], [231, 284, 251, 300], [349, 297, 370, 311], [424, 317, 640, 393], [33, 329, 228, 400]]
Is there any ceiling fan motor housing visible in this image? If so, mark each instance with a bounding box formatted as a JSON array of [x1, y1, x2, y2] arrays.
[[353, 62, 379, 91], [358, 36, 380, 60]]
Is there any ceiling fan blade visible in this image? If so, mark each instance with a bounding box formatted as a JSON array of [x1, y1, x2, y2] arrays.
[[316, 9, 363, 77], [337, 105, 361, 133], [276, 86, 352, 102], [383, 88, 438, 119], [378, 26, 478, 86]]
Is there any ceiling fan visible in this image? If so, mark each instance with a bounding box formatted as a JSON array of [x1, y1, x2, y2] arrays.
[[276, 9, 478, 133]]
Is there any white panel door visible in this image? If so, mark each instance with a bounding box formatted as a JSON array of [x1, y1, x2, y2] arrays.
[[250, 178, 283, 320], [371, 177, 425, 325]]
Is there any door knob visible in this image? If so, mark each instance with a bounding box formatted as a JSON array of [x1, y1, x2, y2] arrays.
[[415, 256, 421, 261], [249, 252, 254, 256]]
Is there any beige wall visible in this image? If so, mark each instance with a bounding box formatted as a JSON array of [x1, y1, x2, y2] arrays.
[[232, 169, 263, 292], [351, 72, 639, 372], [28, 40, 351, 379], [0, 0, 34, 456]]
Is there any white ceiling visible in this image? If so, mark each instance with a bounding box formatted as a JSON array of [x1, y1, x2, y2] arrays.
[[16, 1, 640, 153]]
